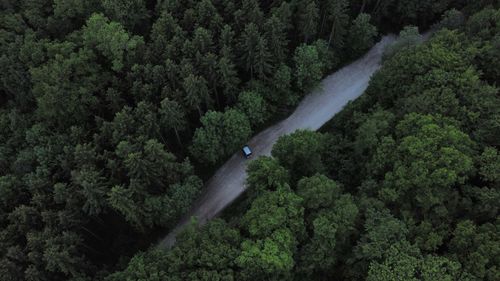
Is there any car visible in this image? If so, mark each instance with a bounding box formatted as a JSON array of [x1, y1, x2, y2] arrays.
[[242, 145, 252, 158]]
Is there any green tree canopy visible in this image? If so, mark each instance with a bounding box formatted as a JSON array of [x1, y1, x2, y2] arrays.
[[272, 130, 327, 179], [190, 109, 252, 164], [293, 44, 324, 92]]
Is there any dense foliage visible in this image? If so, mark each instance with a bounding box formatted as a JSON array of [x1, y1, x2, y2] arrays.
[[110, 4, 500, 281], [0, 0, 495, 280]]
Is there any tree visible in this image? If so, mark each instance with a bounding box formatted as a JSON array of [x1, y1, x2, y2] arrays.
[[383, 26, 422, 61], [30, 44, 104, 128], [194, 0, 223, 31], [234, 0, 264, 28], [219, 24, 236, 52], [169, 219, 241, 280], [82, 13, 144, 71], [269, 64, 297, 107], [237, 228, 296, 280], [241, 186, 305, 239], [0, 175, 24, 214], [353, 208, 409, 262], [272, 130, 326, 179], [298, 0, 319, 43], [183, 74, 211, 117], [42, 231, 86, 277], [102, 0, 149, 33], [192, 27, 213, 54], [71, 167, 108, 216], [4, 2, 500, 280], [222, 109, 253, 155], [253, 37, 272, 80], [465, 8, 500, 83], [149, 12, 184, 61], [465, 7, 500, 41], [437, 9, 466, 30], [325, 0, 350, 50], [237, 185, 304, 280], [293, 45, 324, 92], [159, 98, 186, 145], [0, 246, 26, 281], [367, 241, 468, 281], [312, 39, 337, 71], [264, 15, 289, 65], [190, 109, 252, 164], [107, 139, 201, 231], [479, 147, 500, 184], [246, 156, 290, 200], [51, 0, 100, 33], [347, 13, 378, 58], [448, 220, 500, 281], [109, 219, 241, 281], [376, 114, 474, 213], [236, 91, 268, 127], [105, 248, 170, 281], [299, 194, 358, 275], [108, 185, 144, 231], [353, 108, 395, 160], [189, 111, 225, 164], [217, 53, 240, 102], [240, 23, 269, 79], [296, 174, 340, 210]]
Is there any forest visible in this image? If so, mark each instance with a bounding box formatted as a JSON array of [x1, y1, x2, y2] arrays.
[[0, 0, 499, 281]]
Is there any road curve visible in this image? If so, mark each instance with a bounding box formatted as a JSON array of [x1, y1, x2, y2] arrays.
[[159, 34, 397, 248]]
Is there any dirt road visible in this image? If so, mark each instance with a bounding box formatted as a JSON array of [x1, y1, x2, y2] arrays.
[[159, 34, 397, 248]]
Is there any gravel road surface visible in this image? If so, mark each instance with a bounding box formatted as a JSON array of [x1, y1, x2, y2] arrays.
[[159, 34, 398, 248]]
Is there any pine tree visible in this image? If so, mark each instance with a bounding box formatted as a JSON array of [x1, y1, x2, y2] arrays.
[[235, 0, 265, 29], [240, 23, 262, 79], [183, 74, 211, 117], [218, 54, 240, 102], [159, 98, 186, 145], [299, 0, 319, 43], [264, 15, 289, 65], [326, 0, 350, 50], [254, 37, 272, 80]]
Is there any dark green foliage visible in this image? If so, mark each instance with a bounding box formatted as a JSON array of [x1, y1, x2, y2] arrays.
[[236, 228, 296, 280], [382, 25, 423, 61], [366, 241, 467, 281], [102, 0, 149, 33], [268, 64, 297, 107], [111, 6, 500, 280], [105, 248, 171, 281], [347, 13, 378, 58], [272, 130, 327, 178], [246, 156, 290, 200], [293, 44, 324, 92], [190, 109, 252, 164], [236, 91, 269, 127], [376, 113, 475, 212], [298, 0, 320, 43], [241, 186, 305, 239], [296, 174, 340, 210], [299, 194, 359, 276], [325, 0, 350, 51], [107, 219, 241, 281], [1, 1, 495, 280], [465, 7, 500, 83], [82, 13, 144, 72], [237, 186, 304, 280], [437, 8, 466, 30], [448, 220, 500, 280]]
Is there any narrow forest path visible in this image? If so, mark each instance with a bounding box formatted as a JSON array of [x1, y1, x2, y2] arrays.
[[159, 34, 397, 248]]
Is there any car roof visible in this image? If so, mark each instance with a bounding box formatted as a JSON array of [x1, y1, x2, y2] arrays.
[[242, 146, 252, 154]]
